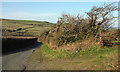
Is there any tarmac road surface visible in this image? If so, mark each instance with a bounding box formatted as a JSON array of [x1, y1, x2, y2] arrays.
[[2, 42, 41, 71]]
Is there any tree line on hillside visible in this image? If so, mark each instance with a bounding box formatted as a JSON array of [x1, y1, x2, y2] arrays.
[[40, 2, 118, 49]]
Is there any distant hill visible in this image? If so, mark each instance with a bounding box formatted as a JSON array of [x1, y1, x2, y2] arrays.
[[2, 19, 55, 36]]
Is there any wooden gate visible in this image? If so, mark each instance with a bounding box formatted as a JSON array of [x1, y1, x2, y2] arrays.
[[100, 32, 115, 48]]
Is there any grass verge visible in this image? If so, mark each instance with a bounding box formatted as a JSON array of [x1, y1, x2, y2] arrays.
[[27, 43, 118, 70]]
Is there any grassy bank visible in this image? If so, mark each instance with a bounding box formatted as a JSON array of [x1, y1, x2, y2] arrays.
[[27, 43, 118, 70], [2, 38, 38, 54]]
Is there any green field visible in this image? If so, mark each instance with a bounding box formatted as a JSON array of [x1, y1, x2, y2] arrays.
[[1, 19, 55, 36]]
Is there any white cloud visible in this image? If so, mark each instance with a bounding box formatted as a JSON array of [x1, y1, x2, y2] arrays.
[[2, 12, 58, 23], [2, 12, 57, 18]]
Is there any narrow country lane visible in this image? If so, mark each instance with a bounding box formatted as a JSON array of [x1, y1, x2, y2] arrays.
[[2, 43, 41, 71]]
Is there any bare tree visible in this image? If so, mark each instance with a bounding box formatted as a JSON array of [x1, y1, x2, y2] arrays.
[[85, 2, 117, 37], [42, 2, 118, 47]]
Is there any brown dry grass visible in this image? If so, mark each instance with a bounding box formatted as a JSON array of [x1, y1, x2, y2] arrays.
[[57, 39, 96, 52]]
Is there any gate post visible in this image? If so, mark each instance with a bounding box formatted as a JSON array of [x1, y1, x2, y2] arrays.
[[112, 32, 115, 48], [100, 30, 103, 48]]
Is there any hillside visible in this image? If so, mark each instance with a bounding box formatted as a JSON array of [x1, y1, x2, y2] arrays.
[[1, 19, 55, 37]]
